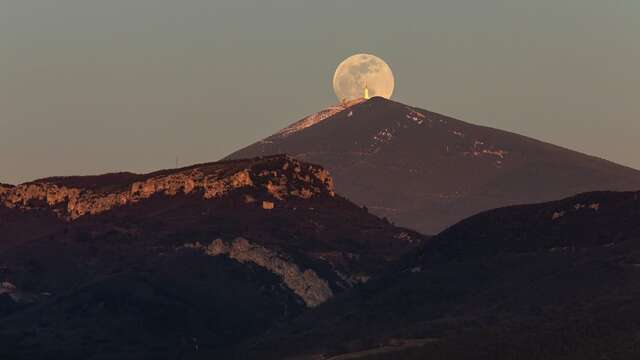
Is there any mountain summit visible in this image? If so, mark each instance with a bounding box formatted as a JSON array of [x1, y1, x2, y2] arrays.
[[227, 97, 640, 233]]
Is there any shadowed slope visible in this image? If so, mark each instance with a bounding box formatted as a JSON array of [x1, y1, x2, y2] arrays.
[[227, 97, 640, 233], [0, 155, 425, 359], [240, 190, 640, 360]]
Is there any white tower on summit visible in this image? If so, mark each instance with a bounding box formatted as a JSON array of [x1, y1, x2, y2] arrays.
[[363, 81, 370, 100]]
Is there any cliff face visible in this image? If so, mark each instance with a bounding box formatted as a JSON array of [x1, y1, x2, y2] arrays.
[[0, 184, 14, 197], [1, 155, 335, 220]]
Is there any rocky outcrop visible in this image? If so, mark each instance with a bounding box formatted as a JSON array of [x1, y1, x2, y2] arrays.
[[0, 184, 14, 197], [0, 156, 335, 221], [187, 238, 334, 307]]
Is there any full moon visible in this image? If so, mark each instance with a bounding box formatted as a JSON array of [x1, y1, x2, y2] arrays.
[[333, 54, 395, 102]]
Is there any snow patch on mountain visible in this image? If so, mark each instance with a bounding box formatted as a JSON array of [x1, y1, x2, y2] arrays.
[[405, 108, 427, 125], [373, 128, 394, 144], [273, 98, 366, 139]]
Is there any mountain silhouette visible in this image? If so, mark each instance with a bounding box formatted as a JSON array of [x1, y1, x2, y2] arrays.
[[242, 190, 640, 360], [0, 155, 424, 359], [227, 97, 640, 233]]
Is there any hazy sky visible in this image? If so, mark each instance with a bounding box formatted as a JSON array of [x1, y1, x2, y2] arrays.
[[1, 0, 639, 184]]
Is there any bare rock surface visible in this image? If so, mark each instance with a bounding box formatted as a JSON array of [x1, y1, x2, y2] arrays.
[[188, 238, 334, 307], [1, 155, 334, 220]]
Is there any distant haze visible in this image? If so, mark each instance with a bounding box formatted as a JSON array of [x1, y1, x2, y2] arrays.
[[1, 0, 639, 184]]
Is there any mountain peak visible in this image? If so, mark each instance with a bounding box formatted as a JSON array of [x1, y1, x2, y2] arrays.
[[271, 98, 367, 139], [226, 99, 640, 233]]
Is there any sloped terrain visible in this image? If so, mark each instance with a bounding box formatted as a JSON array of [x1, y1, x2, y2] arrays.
[[0, 155, 424, 359], [240, 191, 640, 360], [227, 97, 640, 234]]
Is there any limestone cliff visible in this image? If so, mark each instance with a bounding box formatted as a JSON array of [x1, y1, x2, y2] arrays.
[[187, 238, 334, 307], [0, 155, 335, 221], [0, 184, 14, 197]]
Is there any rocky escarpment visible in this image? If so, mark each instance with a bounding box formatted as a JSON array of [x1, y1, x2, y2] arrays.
[[0, 155, 335, 220], [187, 238, 334, 307], [0, 184, 14, 197]]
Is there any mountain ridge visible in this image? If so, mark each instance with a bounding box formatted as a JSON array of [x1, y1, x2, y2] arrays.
[[0, 155, 335, 220], [0, 154, 425, 359], [227, 97, 640, 233], [239, 189, 640, 360]]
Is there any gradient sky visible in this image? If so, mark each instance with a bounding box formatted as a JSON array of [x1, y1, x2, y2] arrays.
[[1, 0, 639, 184]]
